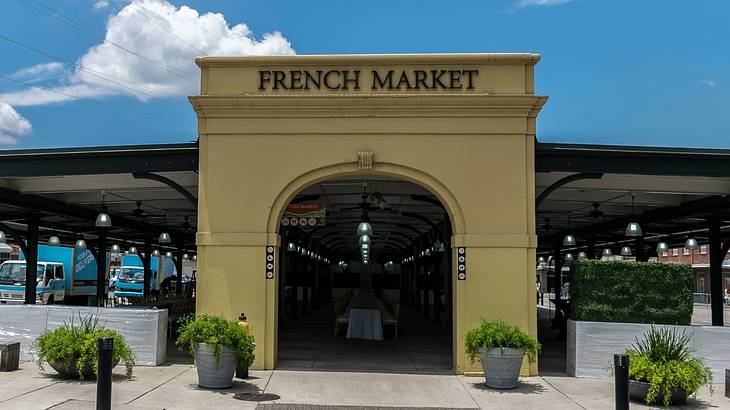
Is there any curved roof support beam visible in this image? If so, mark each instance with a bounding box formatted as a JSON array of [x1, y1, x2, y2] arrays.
[[132, 172, 197, 208], [535, 172, 604, 209]]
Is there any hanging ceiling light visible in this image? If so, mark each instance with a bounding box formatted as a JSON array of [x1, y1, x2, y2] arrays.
[[192, 254, 197, 261], [75, 238, 87, 250], [538, 256, 546, 263], [165, 251, 173, 258], [287, 242, 296, 251], [361, 243, 369, 250], [159, 210, 171, 244], [110, 244, 121, 253], [152, 249, 161, 257], [684, 237, 699, 251], [620, 246, 632, 256], [577, 251, 587, 260], [656, 241, 669, 253], [433, 239, 445, 252], [564, 252, 574, 261], [602, 248, 612, 258], [48, 235, 61, 247], [357, 221, 372, 237], [625, 193, 642, 237], [128, 246, 138, 255], [359, 235, 370, 246], [563, 234, 576, 247], [424, 248, 431, 256], [299, 246, 307, 256], [95, 191, 112, 228], [0, 230, 6, 244]]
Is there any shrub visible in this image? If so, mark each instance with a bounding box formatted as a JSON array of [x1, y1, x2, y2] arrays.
[[176, 314, 255, 369], [464, 319, 540, 363], [569, 260, 692, 324], [627, 326, 712, 406], [33, 314, 135, 379]]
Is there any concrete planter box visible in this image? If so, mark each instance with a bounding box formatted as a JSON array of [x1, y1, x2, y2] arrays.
[[567, 319, 730, 381], [0, 305, 167, 366]]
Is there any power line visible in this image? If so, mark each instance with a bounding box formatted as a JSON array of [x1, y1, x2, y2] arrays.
[[15, 0, 199, 84], [0, 33, 190, 104], [0, 75, 189, 121]]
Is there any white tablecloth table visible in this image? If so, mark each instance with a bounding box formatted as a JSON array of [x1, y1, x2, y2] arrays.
[[346, 308, 383, 340]]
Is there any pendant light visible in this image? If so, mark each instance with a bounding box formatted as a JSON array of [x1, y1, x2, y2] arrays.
[[75, 237, 87, 250], [159, 210, 171, 244], [192, 255, 197, 261], [165, 251, 173, 258], [299, 246, 307, 256], [48, 235, 61, 247], [563, 212, 576, 246], [656, 241, 669, 253], [359, 235, 370, 246], [357, 221, 372, 237], [361, 243, 369, 251], [110, 244, 121, 253], [433, 239, 445, 252], [0, 230, 7, 244], [564, 252, 574, 261], [424, 248, 431, 256], [625, 193, 642, 237], [95, 191, 112, 228], [287, 242, 296, 251], [128, 246, 138, 255], [183, 253, 189, 261], [620, 246, 632, 256], [577, 251, 587, 260], [152, 249, 161, 257], [538, 256, 546, 263], [602, 248, 612, 258], [684, 237, 699, 251]]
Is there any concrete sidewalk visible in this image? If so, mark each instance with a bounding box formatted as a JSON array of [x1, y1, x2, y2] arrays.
[[0, 362, 727, 409]]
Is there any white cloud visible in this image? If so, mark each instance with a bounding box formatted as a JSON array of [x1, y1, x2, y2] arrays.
[[94, 1, 110, 10], [0, 101, 32, 145], [8, 62, 65, 83], [517, 0, 573, 7], [1, 0, 295, 106], [699, 79, 716, 87]]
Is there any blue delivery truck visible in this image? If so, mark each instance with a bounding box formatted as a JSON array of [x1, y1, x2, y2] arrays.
[[114, 254, 176, 298], [0, 244, 100, 305]]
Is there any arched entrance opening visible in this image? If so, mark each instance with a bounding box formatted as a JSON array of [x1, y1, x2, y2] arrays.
[[275, 175, 454, 373]]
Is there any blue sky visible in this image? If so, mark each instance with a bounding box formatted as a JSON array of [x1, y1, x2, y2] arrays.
[[0, 0, 727, 149]]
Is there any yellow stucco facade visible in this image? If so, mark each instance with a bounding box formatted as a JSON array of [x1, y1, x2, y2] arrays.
[[190, 53, 547, 375]]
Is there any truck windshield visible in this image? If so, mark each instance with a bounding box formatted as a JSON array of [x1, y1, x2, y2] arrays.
[[118, 268, 145, 282], [0, 264, 45, 284]]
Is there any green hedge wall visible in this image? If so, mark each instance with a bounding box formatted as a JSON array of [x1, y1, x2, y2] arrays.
[[568, 260, 693, 325]]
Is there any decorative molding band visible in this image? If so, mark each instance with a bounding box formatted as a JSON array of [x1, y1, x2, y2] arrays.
[[197, 232, 280, 246], [451, 233, 538, 248]]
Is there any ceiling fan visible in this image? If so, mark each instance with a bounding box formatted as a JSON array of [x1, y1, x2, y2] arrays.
[[339, 183, 396, 213], [589, 202, 605, 218]]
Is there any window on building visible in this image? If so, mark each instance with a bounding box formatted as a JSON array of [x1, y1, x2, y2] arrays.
[[700, 245, 707, 254], [672, 249, 679, 256], [661, 251, 668, 257], [683, 248, 690, 255]]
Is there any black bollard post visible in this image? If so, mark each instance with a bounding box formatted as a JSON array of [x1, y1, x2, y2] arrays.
[[614, 353, 629, 410], [96, 337, 114, 410]]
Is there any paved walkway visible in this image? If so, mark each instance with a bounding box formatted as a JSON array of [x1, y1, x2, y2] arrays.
[[0, 362, 726, 409]]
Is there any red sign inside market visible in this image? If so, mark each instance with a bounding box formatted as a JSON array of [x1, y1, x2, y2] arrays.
[[280, 203, 326, 228]]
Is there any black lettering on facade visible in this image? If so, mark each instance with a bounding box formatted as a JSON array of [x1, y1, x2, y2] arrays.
[[273, 71, 287, 90], [414, 70, 428, 89], [324, 70, 340, 90], [372, 70, 394, 90], [431, 70, 448, 89], [304, 70, 322, 90], [258, 71, 272, 90], [341, 70, 361, 90], [396, 71, 413, 89], [463, 70, 478, 89], [449, 70, 462, 89], [289, 71, 303, 90]]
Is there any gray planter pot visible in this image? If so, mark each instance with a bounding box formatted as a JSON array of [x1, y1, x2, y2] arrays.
[[479, 347, 525, 389], [194, 343, 237, 389]]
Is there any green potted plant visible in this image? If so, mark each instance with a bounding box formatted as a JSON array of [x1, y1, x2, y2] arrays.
[[627, 326, 712, 406], [464, 319, 540, 389], [176, 314, 255, 389], [33, 314, 134, 380]]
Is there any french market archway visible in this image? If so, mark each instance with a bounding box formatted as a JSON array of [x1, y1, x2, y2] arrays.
[[190, 53, 547, 375]]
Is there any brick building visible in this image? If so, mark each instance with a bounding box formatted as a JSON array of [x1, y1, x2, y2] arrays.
[[652, 246, 730, 298]]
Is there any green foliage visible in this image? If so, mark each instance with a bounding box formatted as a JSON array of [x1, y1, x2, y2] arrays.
[[627, 326, 712, 407], [33, 314, 135, 379], [464, 319, 540, 363], [569, 260, 693, 324], [176, 314, 255, 369]]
